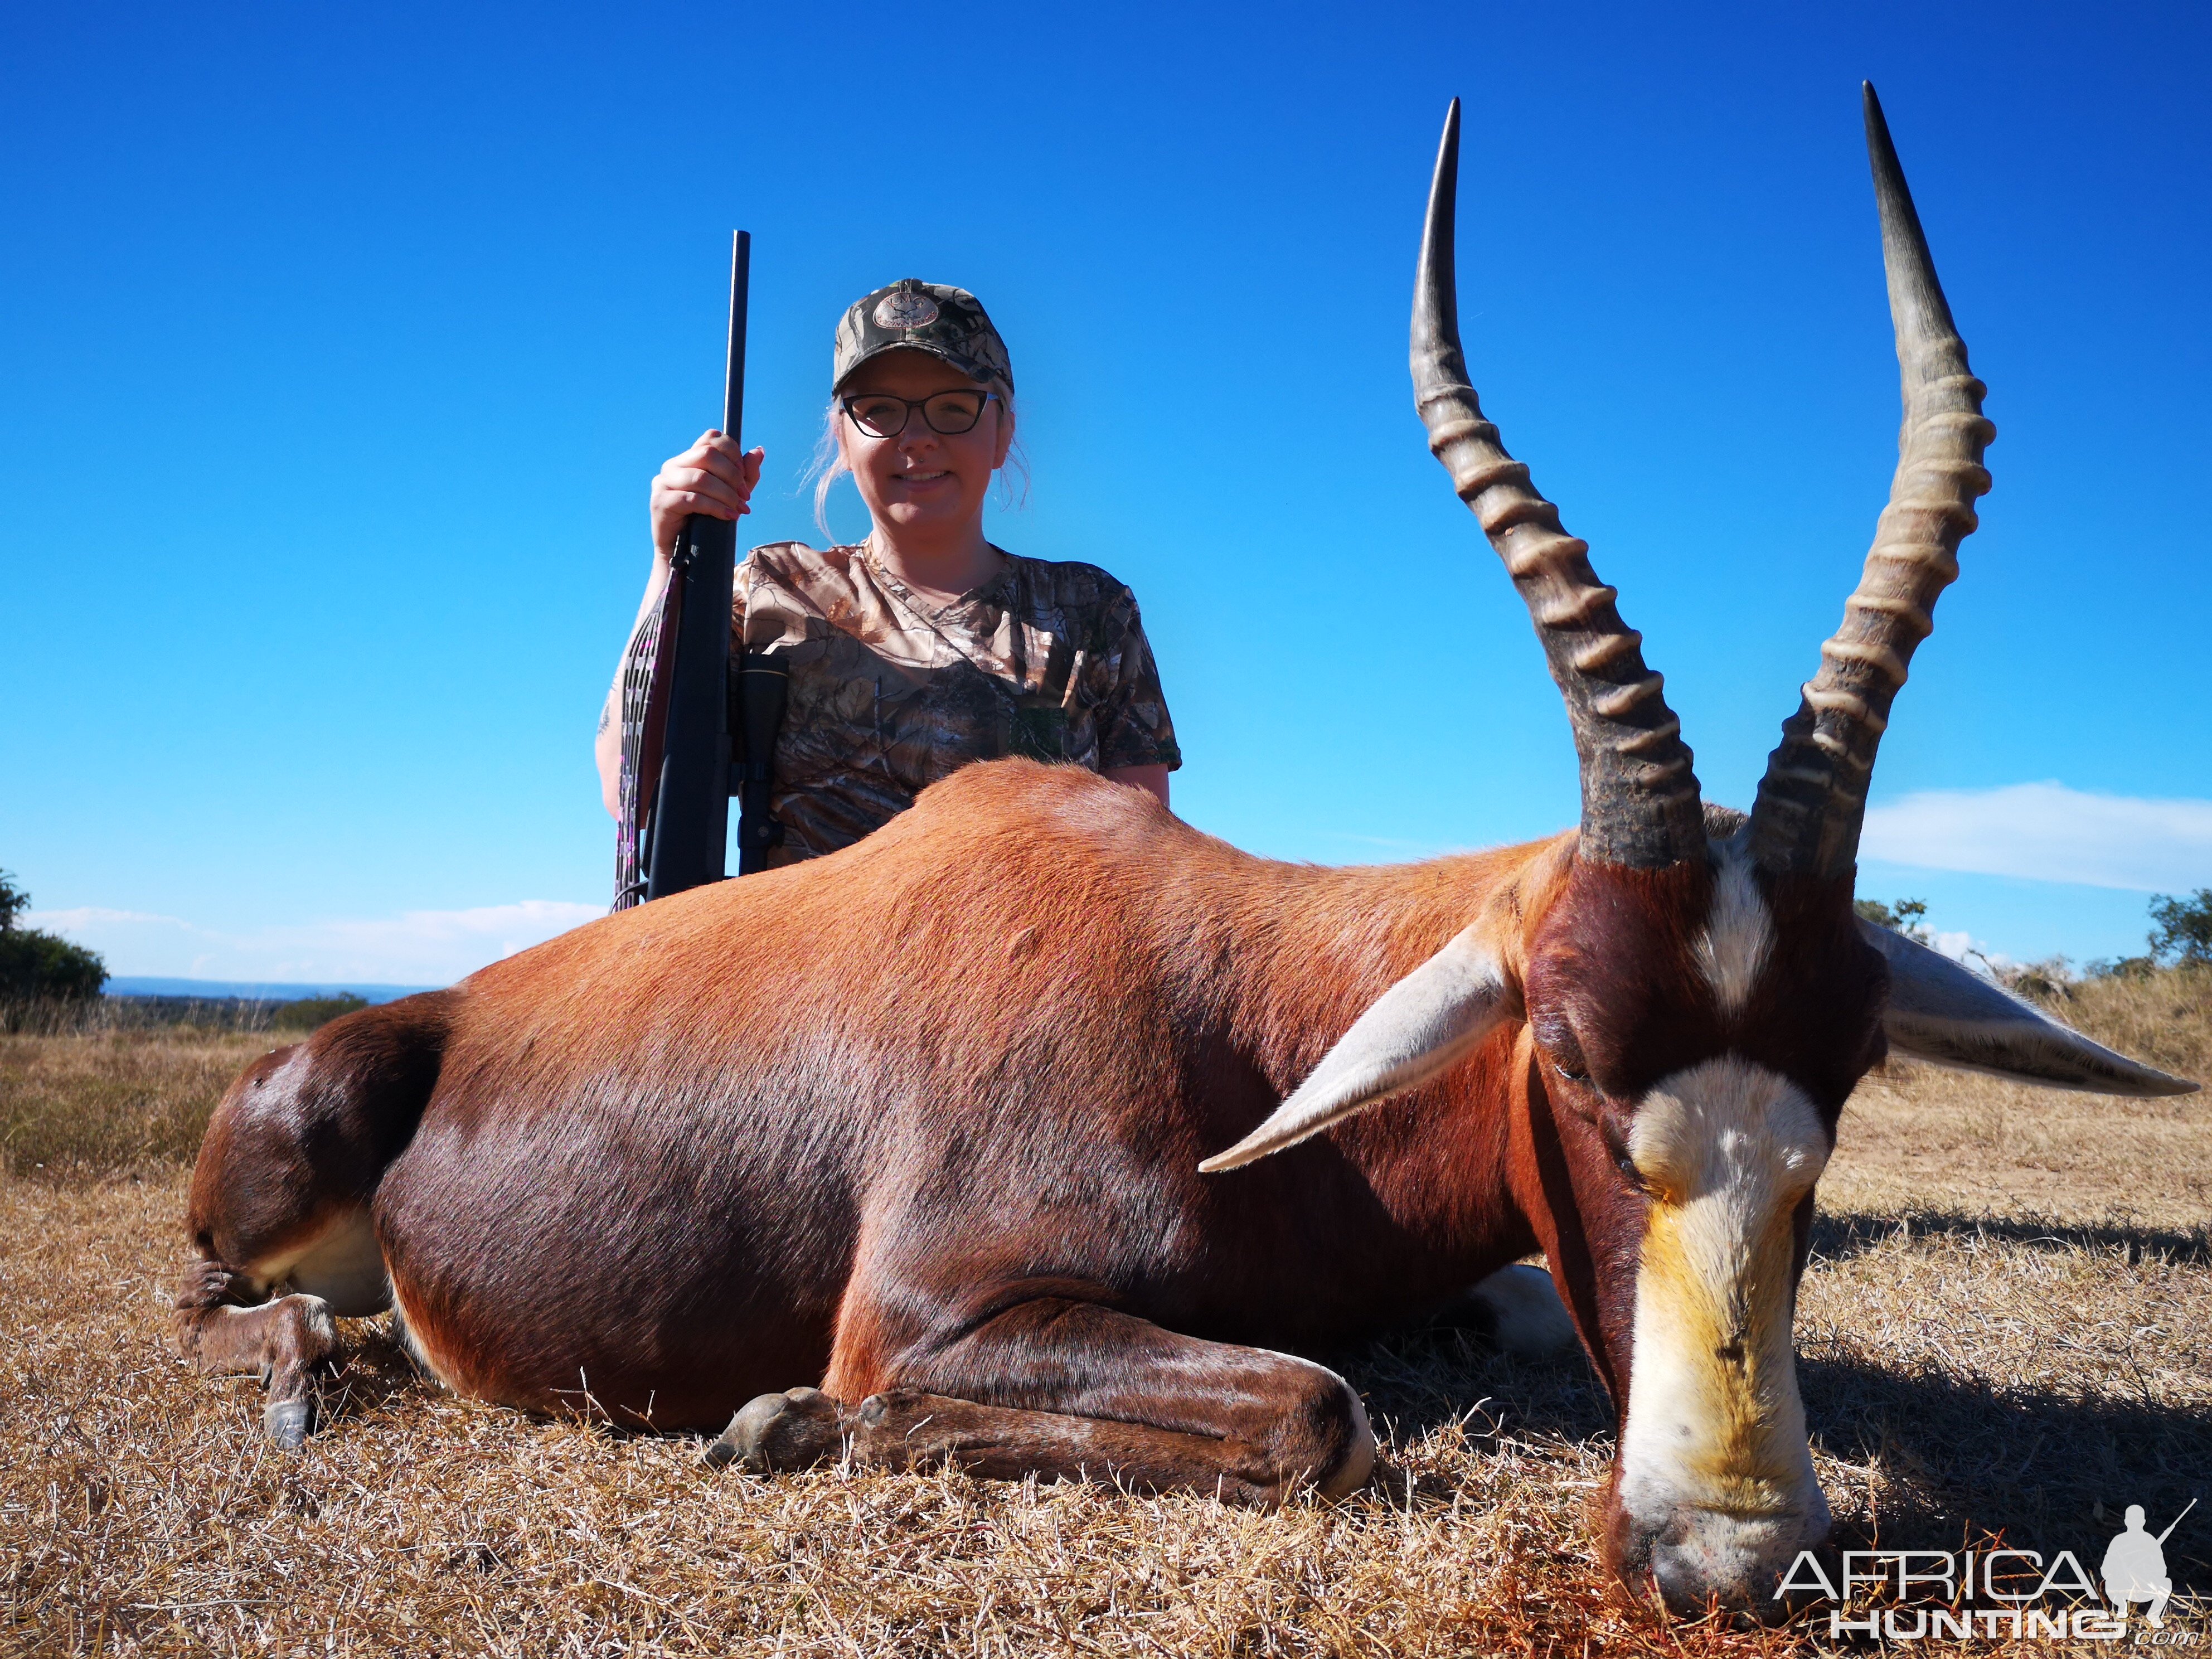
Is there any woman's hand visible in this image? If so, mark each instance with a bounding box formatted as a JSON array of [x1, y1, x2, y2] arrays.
[[599, 433, 763, 818], [650, 432, 763, 560]]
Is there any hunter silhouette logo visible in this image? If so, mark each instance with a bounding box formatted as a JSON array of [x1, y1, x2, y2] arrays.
[[1775, 1499, 2200, 1640], [2105, 1501, 2194, 1628]]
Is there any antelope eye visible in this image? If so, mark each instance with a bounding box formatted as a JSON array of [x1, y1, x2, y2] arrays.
[[1597, 1123, 1645, 1189], [1531, 1015, 1588, 1084]]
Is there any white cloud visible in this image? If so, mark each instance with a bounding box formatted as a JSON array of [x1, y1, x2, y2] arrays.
[[31, 906, 186, 928], [23, 899, 604, 987], [1927, 928, 1981, 963], [1860, 783, 2212, 892]]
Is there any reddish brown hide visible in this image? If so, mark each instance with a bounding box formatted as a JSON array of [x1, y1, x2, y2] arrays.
[[179, 753, 2176, 1609], [182, 764, 1593, 1473]]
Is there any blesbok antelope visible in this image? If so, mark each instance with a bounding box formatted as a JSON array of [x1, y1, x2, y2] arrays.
[[177, 89, 2194, 1612]]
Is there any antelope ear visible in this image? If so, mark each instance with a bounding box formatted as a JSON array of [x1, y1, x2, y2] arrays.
[[1200, 928, 1514, 1172], [1862, 919, 2198, 1097]]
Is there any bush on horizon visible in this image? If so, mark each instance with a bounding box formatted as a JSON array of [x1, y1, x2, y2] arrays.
[[1853, 895, 1930, 944], [0, 869, 106, 1001], [271, 993, 371, 1032], [2150, 888, 2212, 969]]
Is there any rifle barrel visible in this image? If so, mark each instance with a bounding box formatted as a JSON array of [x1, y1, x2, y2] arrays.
[[724, 230, 748, 443], [2156, 1497, 2196, 1545], [643, 231, 750, 901]]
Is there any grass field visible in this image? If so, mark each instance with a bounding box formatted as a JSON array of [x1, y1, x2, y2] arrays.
[[2, 973, 2207, 1656]]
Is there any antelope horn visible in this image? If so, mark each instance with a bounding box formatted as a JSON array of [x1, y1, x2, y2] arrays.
[[1746, 85, 1996, 879], [1413, 98, 1704, 870]]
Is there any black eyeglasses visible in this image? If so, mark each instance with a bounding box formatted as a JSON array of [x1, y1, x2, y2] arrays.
[[840, 388, 998, 439]]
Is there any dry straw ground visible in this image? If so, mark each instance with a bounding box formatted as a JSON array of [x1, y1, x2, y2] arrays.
[[3, 974, 2207, 1656]]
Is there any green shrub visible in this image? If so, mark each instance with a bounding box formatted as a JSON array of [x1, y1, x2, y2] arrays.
[[2150, 889, 2212, 969], [0, 869, 106, 1001], [1853, 895, 1930, 943], [2090, 954, 2158, 981], [270, 993, 370, 1032]]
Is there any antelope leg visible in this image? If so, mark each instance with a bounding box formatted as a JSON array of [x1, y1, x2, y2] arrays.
[[712, 1295, 1374, 1505], [173, 1262, 339, 1448]]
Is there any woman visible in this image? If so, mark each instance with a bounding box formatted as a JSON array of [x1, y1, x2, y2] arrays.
[[595, 278, 1180, 869]]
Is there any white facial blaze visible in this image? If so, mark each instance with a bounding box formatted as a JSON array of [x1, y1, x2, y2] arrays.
[[1617, 1056, 1832, 1595], [1693, 841, 1772, 1017]]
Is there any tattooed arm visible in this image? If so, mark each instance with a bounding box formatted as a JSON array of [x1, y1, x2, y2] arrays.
[[596, 561, 671, 819]]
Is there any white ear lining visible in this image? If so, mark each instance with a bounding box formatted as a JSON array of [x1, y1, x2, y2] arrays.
[[1200, 928, 1512, 1173], [1865, 919, 2196, 1097]]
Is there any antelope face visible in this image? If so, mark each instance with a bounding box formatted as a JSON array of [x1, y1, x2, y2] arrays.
[[1210, 84, 2194, 1620], [1389, 81, 1990, 1610], [1521, 845, 1886, 1611]]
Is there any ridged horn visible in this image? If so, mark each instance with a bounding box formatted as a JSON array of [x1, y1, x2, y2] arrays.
[[1413, 99, 1704, 869], [1746, 85, 1996, 879]]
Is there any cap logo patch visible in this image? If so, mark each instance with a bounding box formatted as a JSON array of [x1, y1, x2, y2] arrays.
[[874, 290, 940, 330]]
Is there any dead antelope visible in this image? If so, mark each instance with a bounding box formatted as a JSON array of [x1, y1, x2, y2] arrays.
[[176, 89, 2194, 1613]]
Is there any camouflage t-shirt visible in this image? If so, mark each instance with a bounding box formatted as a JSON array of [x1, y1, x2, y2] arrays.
[[735, 542, 1181, 867]]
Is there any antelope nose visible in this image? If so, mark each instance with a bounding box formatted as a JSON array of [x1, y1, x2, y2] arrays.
[[1636, 1494, 1832, 1616]]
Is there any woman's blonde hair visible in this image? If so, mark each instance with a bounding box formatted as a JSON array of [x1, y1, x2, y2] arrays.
[[802, 377, 1027, 544]]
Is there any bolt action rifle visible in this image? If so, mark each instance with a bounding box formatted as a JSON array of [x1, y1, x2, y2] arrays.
[[614, 231, 786, 908]]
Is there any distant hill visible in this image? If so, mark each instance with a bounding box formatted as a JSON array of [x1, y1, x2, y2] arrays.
[[106, 977, 438, 1005]]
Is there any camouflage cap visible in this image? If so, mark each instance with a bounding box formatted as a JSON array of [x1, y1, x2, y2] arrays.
[[832, 279, 1014, 395]]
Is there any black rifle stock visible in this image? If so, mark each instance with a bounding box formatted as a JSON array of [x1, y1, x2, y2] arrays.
[[644, 230, 750, 901]]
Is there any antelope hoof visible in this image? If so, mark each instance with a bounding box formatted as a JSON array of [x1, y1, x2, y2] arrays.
[[705, 1386, 846, 1473], [263, 1398, 314, 1449], [1468, 1264, 1577, 1359]]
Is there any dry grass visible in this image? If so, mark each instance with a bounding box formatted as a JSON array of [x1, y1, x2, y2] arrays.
[[2, 976, 2207, 1656], [0, 1031, 268, 1181], [1826, 968, 2212, 1231]]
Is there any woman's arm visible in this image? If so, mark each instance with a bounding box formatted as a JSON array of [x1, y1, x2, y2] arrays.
[[1090, 589, 1181, 813], [594, 558, 672, 817], [1104, 764, 1170, 808], [595, 433, 763, 819]]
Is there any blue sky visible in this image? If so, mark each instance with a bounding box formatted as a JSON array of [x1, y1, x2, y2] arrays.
[[3, 2, 2207, 986]]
